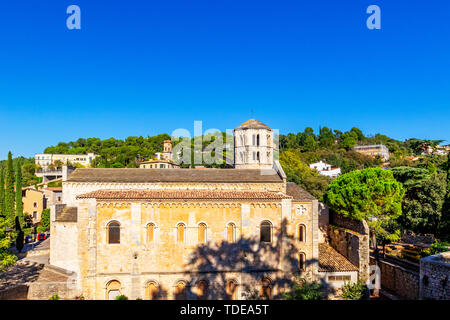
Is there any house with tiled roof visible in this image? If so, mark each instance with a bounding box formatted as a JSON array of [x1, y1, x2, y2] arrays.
[[49, 119, 360, 300]]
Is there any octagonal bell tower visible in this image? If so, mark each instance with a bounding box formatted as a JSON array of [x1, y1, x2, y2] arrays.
[[234, 119, 274, 169]]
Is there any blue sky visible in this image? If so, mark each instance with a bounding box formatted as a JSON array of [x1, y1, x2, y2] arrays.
[[0, 0, 449, 160]]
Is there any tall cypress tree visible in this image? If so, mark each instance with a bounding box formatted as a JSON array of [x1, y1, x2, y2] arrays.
[[0, 167, 4, 218], [4, 152, 15, 228], [15, 160, 23, 226]]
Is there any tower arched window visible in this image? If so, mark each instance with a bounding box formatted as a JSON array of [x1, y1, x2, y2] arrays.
[[260, 221, 272, 243], [259, 278, 272, 299], [299, 252, 306, 271], [298, 224, 306, 242], [198, 223, 207, 243], [145, 281, 159, 300], [196, 280, 208, 300], [256, 152, 260, 161], [147, 223, 155, 243], [226, 223, 236, 242], [177, 223, 186, 243], [226, 280, 238, 300], [175, 281, 187, 300], [256, 134, 260, 146], [107, 221, 120, 244], [106, 280, 121, 300]]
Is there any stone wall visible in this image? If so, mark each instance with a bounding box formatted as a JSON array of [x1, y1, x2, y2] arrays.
[[370, 257, 419, 299], [327, 212, 369, 281], [420, 251, 450, 300], [402, 230, 434, 246]]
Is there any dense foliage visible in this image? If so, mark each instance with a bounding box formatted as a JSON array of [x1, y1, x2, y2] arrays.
[[325, 168, 405, 247], [340, 281, 368, 300], [392, 166, 447, 237], [282, 278, 324, 300]]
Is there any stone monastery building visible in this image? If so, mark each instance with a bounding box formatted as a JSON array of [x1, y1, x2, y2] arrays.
[[50, 119, 359, 300]]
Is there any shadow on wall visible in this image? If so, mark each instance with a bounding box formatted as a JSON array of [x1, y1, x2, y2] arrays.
[[168, 218, 321, 300]]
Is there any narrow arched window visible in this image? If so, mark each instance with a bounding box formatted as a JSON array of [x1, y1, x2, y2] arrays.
[[299, 252, 306, 271], [260, 221, 272, 243], [175, 281, 187, 300], [298, 225, 306, 242], [227, 223, 236, 243], [177, 223, 185, 243], [198, 223, 207, 243], [257, 134, 260, 146], [147, 223, 155, 243], [252, 134, 256, 145], [225, 280, 238, 300], [145, 281, 159, 300], [106, 280, 121, 300], [256, 152, 260, 161], [196, 280, 208, 300], [259, 278, 272, 300], [107, 221, 120, 244]]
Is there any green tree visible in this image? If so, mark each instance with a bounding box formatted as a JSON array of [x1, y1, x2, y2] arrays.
[[392, 166, 447, 235], [38, 209, 50, 233], [282, 278, 323, 300], [4, 152, 15, 228], [15, 160, 23, 226], [15, 216, 24, 253], [280, 150, 331, 200], [0, 168, 4, 218], [0, 216, 17, 271], [325, 168, 405, 249], [338, 131, 358, 150], [340, 281, 368, 300]]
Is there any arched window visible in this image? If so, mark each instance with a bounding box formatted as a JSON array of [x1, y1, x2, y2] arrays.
[[145, 281, 159, 300], [259, 278, 272, 300], [106, 280, 121, 300], [147, 223, 155, 243], [252, 134, 256, 146], [227, 223, 236, 243], [196, 280, 208, 300], [299, 252, 306, 271], [198, 223, 207, 243], [225, 280, 238, 300], [256, 134, 260, 146], [260, 221, 272, 243], [256, 152, 260, 161], [175, 281, 187, 300], [177, 223, 185, 243], [298, 224, 306, 242], [107, 221, 120, 244]]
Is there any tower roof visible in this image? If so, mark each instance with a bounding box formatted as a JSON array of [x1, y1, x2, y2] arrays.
[[235, 119, 272, 130]]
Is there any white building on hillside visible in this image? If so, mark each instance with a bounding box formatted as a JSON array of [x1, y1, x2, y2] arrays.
[[309, 161, 341, 178]]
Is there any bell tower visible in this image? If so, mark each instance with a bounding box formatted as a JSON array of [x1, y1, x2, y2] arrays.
[[234, 119, 274, 169]]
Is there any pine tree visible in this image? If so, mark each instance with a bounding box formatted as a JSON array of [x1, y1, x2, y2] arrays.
[[0, 168, 4, 218], [15, 160, 23, 226], [4, 152, 15, 228]]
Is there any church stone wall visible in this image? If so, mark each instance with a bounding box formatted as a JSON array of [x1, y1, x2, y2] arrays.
[[66, 198, 318, 300]]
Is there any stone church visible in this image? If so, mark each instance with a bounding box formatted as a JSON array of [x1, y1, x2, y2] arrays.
[[50, 119, 359, 300]]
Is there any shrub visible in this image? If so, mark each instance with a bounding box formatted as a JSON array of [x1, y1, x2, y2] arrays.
[[115, 295, 128, 300], [282, 278, 323, 300], [49, 295, 60, 300], [340, 281, 367, 300]]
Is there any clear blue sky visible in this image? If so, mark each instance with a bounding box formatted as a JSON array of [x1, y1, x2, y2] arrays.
[[0, 0, 449, 160]]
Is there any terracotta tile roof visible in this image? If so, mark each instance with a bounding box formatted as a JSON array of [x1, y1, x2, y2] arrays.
[[77, 189, 291, 201], [67, 168, 283, 183], [286, 182, 316, 201], [55, 206, 77, 222], [235, 119, 272, 130], [318, 243, 358, 272]]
